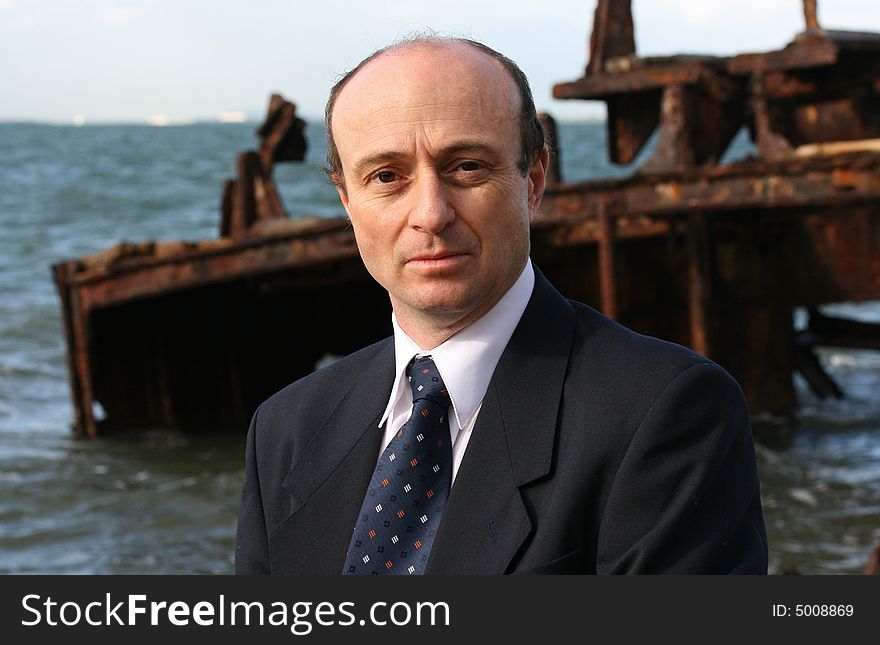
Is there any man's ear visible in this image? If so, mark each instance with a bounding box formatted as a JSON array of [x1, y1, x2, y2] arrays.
[[527, 147, 550, 221]]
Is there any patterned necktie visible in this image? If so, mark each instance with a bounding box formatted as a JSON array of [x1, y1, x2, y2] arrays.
[[343, 356, 452, 575]]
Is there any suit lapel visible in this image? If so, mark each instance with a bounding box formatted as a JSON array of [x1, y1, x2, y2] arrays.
[[270, 341, 394, 575], [425, 269, 576, 574]]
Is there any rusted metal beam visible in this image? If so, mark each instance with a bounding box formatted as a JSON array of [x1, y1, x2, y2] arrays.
[[253, 159, 287, 223], [53, 261, 98, 438], [530, 211, 672, 249], [64, 218, 357, 310], [639, 158, 879, 215], [794, 343, 845, 399], [797, 139, 880, 157], [640, 84, 691, 171], [538, 112, 562, 184], [727, 40, 839, 75], [538, 151, 880, 220], [605, 91, 661, 165], [597, 198, 619, 319], [233, 152, 258, 233], [807, 308, 880, 350], [750, 73, 794, 160], [220, 94, 306, 239], [686, 212, 712, 357], [554, 61, 718, 99], [219, 179, 235, 237], [586, 0, 635, 76], [256, 94, 307, 170], [803, 0, 820, 32], [731, 31, 880, 77]]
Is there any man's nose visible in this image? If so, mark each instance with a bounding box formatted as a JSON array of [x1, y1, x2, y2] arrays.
[[409, 172, 455, 234]]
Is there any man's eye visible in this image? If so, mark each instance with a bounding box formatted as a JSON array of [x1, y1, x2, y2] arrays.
[[375, 171, 397, 183], [459, 161, 481, 171]]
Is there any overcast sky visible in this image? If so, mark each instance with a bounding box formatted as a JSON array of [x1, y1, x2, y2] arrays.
[[2, 0, 878, 123]]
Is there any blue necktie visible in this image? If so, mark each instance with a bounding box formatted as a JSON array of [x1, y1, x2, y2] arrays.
[[343, 356, 452, 575]]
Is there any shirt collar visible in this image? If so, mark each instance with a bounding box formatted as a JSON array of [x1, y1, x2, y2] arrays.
[[379, 259, 535, 431]]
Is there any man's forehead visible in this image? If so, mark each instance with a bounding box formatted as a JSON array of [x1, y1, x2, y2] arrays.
[[333, 41, 519, 121]]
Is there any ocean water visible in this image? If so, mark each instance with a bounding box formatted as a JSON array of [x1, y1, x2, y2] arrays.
[[0, 120, 878, 574]]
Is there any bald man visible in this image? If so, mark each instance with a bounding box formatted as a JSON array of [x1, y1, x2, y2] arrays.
[[235, 37, 768, 575]]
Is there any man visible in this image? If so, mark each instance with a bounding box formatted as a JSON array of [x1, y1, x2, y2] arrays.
[[235, 36, 768, 574]]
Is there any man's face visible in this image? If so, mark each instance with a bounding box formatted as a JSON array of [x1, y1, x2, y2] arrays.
[[331, 42, 548, 344]]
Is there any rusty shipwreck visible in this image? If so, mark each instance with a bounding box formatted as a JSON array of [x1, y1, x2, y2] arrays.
[[53, 0, 880, 437]]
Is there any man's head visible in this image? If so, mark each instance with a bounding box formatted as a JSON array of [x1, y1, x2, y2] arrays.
[[325, 37, 546, 192], [326, 37, 549, 348]]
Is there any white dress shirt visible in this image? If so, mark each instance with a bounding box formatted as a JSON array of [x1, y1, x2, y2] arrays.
[[377, 259, 535, 484]]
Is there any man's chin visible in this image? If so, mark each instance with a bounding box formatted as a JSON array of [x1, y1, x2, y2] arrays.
[[395, 286, 479, 318]]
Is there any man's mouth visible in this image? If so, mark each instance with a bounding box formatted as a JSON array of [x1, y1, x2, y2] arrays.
[[406, 252, 470, 270]]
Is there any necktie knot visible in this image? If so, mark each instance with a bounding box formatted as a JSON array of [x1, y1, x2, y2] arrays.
[[407, 356, 450, 406]]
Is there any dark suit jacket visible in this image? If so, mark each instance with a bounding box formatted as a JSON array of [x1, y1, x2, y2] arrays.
[[235, 269, 768, 574]]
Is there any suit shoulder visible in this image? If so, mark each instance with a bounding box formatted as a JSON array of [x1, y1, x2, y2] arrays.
[[566, 299, 743, 403]]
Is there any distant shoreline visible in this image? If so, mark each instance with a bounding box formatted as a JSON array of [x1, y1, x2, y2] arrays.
[[0, 116, 608, 127]]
